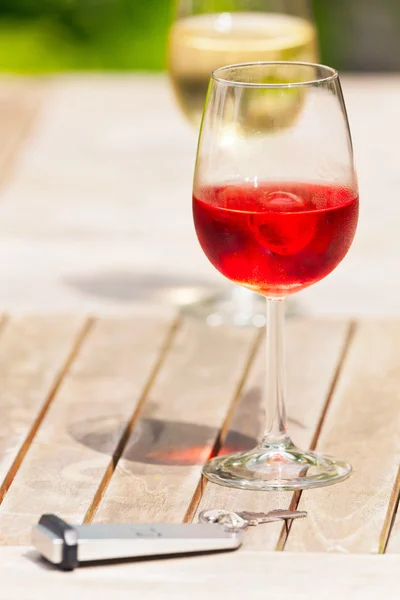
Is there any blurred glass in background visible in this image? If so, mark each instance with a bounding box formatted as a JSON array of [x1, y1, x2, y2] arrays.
[[165, 0, 318, 327], [0, 0, 399, 73], [168, 0, 317, 127]]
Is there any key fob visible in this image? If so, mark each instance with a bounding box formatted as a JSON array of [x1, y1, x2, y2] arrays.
[[32, 514, 244, 570]]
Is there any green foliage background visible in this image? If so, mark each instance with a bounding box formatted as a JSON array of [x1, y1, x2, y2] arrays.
[[0, 0, 172, 71], [0, 0, 398, 72]]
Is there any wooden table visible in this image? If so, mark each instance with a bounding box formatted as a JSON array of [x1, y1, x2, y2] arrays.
[[0, 313, 399, 598], [0, 74, 400, 595]]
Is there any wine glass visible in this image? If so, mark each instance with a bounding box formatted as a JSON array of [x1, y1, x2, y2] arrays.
[[168, 0, 319, 327], [193, 62, 359, 490]]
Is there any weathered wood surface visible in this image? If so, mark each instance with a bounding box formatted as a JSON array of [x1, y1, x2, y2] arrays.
[[0, 315, 176, 544], [195, 320, 351, 550], [0, 549, 399, 600], [0, 75, 398, 593], [0, 312, 397, 600], [0, 316, 87, 502], [0, 315, 398, 556], [285, 321, 400, 554], [92, 320, 258, 525]]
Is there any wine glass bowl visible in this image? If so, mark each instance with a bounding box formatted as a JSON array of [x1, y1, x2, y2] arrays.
[[193, 62, 358, 490]]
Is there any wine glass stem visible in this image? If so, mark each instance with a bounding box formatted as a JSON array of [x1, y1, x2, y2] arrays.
[[261, 297, 290, 447]]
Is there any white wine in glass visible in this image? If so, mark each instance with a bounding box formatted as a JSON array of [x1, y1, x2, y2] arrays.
[[168, 1, 319, 326], [169, 11, 317, 127]]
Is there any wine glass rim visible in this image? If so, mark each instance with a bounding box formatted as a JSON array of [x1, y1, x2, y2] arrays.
[[211, 61, 338, 88]]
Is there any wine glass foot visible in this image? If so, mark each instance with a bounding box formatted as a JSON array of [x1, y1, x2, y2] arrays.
[[203, 440, 352, 491], [181, 288, 299, 328]]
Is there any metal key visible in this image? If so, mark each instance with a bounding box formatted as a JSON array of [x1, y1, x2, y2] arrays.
[[199, 508, 307, 531], [237, 509, 307, 526]]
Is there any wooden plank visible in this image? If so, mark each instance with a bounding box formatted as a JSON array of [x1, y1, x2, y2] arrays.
[[0, 315, 176, 545], [0, 315, 87, 502], [285, 321, 400, 553], [0, 79, 45, 190], [1, 549, 399, 600], [194, 319, 350, 550], [92, 319, 258, 525]]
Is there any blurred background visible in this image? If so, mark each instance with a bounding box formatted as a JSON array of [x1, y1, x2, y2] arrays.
[[0, 0, 399, 73], [0, 0, 399, 318]]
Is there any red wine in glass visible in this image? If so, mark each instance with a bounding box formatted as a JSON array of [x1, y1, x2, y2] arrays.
[[193, 182, 359, 298]]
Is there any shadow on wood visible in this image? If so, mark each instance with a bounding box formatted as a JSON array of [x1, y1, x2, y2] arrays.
[[69, 416, 258, 467], [65, 272, 219, 304]]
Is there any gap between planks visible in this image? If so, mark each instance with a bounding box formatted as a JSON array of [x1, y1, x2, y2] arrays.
[[277, 320, 357, 550], [380, 465, 400, 553], [183, 328, 264, 523], [83, 315, 182, 523], [0, 318, 93, 504]]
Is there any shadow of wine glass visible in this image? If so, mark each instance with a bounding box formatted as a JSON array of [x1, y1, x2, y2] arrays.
[[69, 416, 258, 467], [64, 271, 219, 305]]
